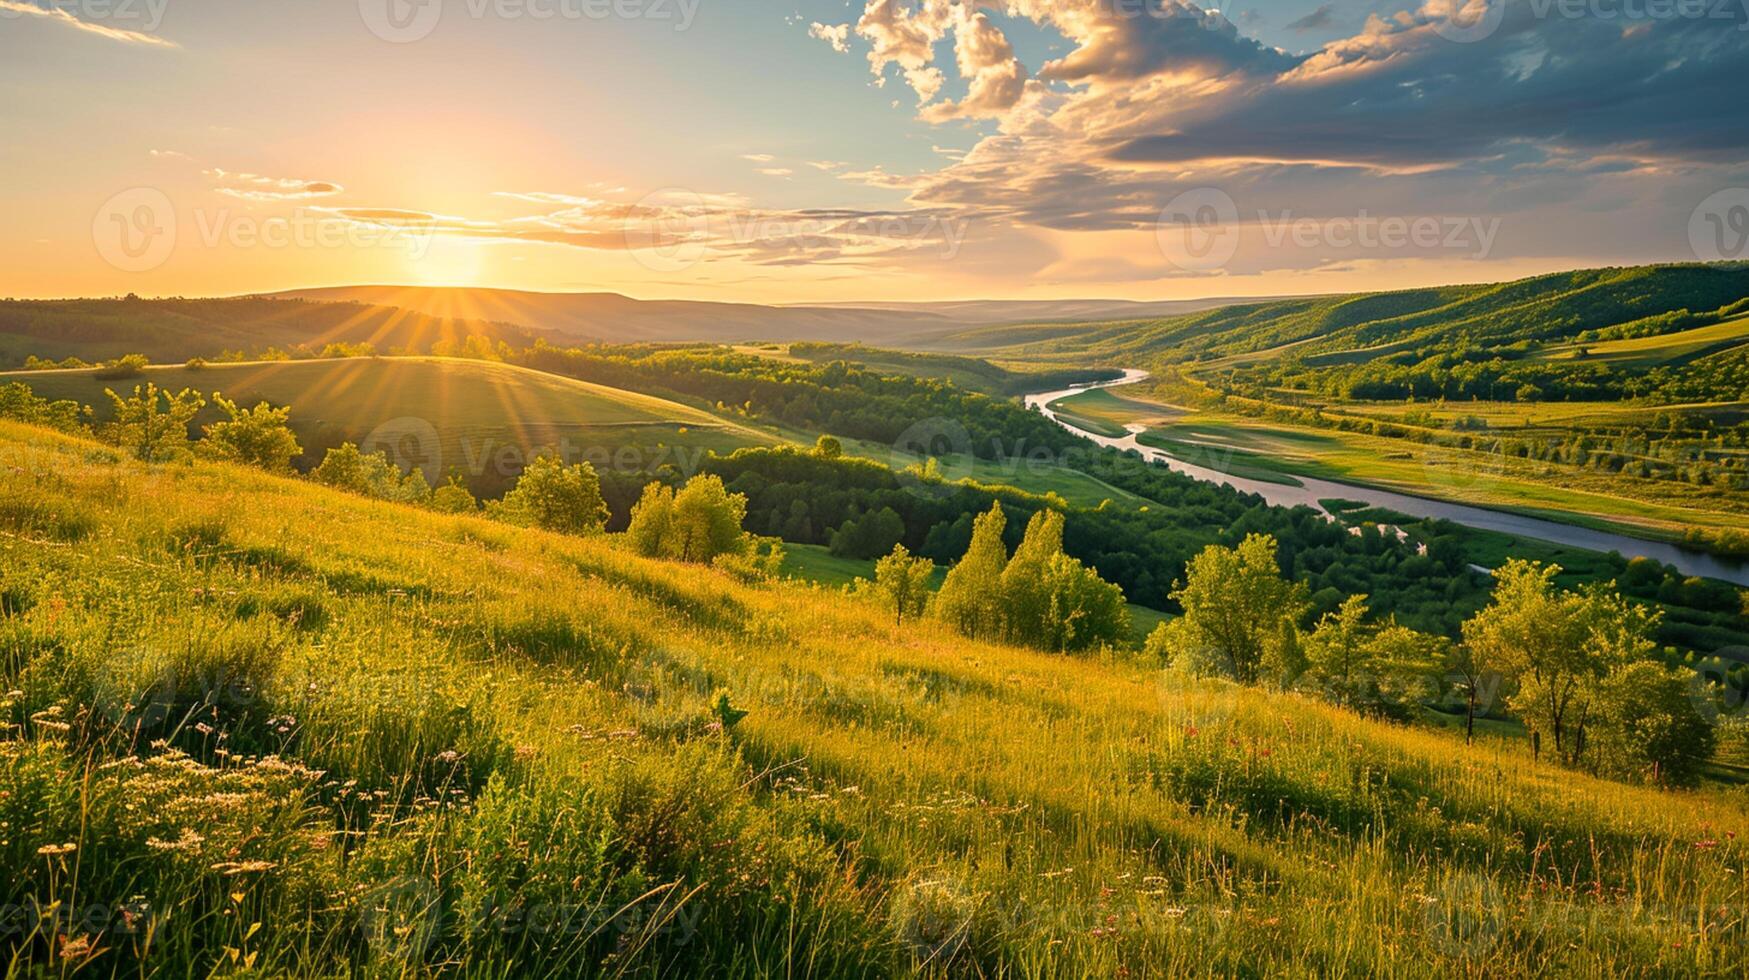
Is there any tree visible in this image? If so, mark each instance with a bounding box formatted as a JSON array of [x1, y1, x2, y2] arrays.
[[625, 482, 676, 557], [102, 383, 205, 461], [624, 475, 752, 563], [668, 474, 749, 563], [1462, 560, 1658, 765], [872, 544, 934, 625], [312, 443, 430, 503], [495, 454, 608, 534], [1301, 596, 1444, 719], [0, 382, 84, 433], [202, 394, 301, 472], [1158, 534, 1309, 683], [829, 506, 905, 560], [814, 434, 843, 459], [1590, 661, 1715, 786], [429, 474, 478, 514], [999, 509, 1066, 645], [1033, 551, 1129, 652], [933, 502, 1008, 640]]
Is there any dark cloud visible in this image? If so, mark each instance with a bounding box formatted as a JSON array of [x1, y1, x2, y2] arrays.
[[1286, 3, 1336, 32]]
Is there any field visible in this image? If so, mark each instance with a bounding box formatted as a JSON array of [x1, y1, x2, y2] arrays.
[[4, 357, 775, 495], [5, 418, 1749, 976]]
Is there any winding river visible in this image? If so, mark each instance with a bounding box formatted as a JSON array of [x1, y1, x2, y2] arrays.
[[1026, 370, 1749, 586]]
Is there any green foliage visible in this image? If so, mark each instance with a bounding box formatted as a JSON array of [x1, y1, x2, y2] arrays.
[[813, 434, 842, 459], [1589, 661, 1716, 786], [201, 393, 302, 472], [92, 352, 149, 380], [828, 506, 905, 560], [1300, 595, 1447, 720], [625, 475, 755, 564], [0, 381, 84, 432], [933, 502, 1009, 641], [101, 382, 205, 461], [1160, 534, 1311, 683], [429, 474, 479, 514], [311, 442, 431, 503], [871, 544, 933, 625], [493, 454, 608, 535]]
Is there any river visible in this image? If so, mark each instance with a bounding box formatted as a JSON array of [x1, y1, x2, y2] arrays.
[[1025, 370, 1749, 586]]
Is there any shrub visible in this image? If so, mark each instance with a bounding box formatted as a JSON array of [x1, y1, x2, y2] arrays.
[[101, 383, 206, 462], [625, 475, 752, 563], [202, 393, 302, 472], [312, 443, 430, 502], [493, 454, 608, 535], [92, 353, 149, 380]]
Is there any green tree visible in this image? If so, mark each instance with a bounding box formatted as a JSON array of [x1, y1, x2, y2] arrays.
[[0, 382, 84, 432], [1590, 661, 1716, 786], [814, 434, 843, 459], [625, 482, 676, 557], [1033, 551, 1129, 653], [202, 394, 302, 472], [872, 543, 934, 625], [430, 474, 479, 514], [1157, 534, 1309, 683], [668, 474, 750, 563], [933, 502, 1008, 641], [102, 383, 206, 461], [495, 454, 609, 535], [829, 506, 905, 560], [313, 443, 430, 502], [1463, 560, 1657, 765], [999, 509, 1066, 645]]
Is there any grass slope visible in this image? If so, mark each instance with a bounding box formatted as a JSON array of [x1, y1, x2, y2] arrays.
[[0, 296, 539, 367], [4, 357, 774, 494], [3, 419, 1748, 976]]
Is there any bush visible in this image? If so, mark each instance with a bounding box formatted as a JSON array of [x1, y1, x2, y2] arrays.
[[492, 454, 608, 534], [312, 443, 431, 502], [101, 383, 206, 461], [625, 475, 752, 563], [92, 353, 149, 380], [202, 393, 302, 472]]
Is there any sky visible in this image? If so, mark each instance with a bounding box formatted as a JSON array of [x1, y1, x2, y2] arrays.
[[3, 0, 1748, 304]]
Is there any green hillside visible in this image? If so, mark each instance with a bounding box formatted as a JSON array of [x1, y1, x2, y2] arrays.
[[0, 296, 541, 367], [3, 418, 1747, 976], [5, 357, 774, 495]]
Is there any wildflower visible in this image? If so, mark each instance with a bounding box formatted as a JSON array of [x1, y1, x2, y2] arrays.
[[37, 842, 77, 856]]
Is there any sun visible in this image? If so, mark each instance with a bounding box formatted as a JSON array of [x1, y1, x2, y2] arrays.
[[408, 238, 486, 286]]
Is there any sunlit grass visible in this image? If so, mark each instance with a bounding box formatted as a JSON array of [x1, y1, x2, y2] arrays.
[[3, 417, 1747, 976]]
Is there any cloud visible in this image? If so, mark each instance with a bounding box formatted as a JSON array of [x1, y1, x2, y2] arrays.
[[756, 168, 794, 178], [204, 168, 344, 202], [741, 153, 777, 163], [0, 0, 177, 48], [1285, 3, 1335, 32], [808, 21, 851, 54]]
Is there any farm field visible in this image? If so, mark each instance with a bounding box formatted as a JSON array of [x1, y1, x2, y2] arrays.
[[6, 416, 1748, 976]]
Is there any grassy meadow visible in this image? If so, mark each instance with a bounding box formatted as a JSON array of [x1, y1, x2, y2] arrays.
[[4, 358, 775, 495], [4, 417, 1749, 976]]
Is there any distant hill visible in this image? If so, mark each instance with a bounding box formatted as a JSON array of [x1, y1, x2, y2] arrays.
[[921, 263, 1749, 369], [6, 357, 773, 496], [265, 286, 1281, 346], [0, 296, 540, 368], [267, 285, 962, 345]]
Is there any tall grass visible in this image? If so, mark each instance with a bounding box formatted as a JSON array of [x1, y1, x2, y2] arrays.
[[1, 417, 1746, 977]]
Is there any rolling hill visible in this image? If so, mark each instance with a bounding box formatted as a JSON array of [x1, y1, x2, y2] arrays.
[[4, 357, 775, 496], [3, 416, 1746, 975], [0, 296, 542, 368]]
